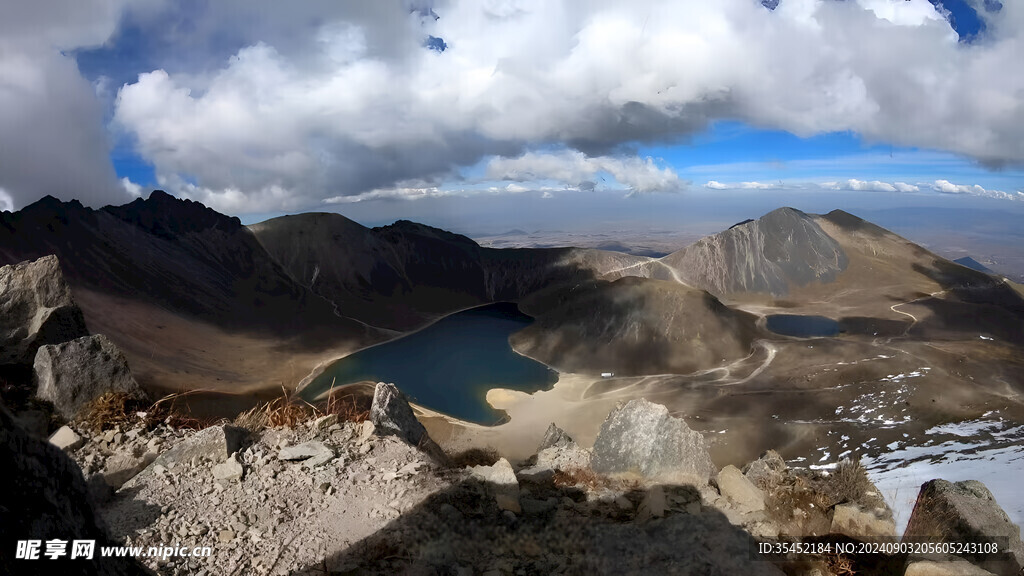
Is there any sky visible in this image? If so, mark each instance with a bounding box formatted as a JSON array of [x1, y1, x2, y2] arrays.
[[1, 0, 1023, 233]]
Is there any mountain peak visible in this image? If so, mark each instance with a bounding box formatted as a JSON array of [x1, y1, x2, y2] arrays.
[[104, 191, 242, 238]]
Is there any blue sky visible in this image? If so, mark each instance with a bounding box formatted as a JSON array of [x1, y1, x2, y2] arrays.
[[1, 0, 1022, 230]]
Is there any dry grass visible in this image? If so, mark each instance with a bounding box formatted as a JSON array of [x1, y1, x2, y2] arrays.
[[233, 386, 371, 432], [823, 457, 872, 507], [552, 467, 603, 491], [79, 390, 227, 433], [78, 391, 143, 433], [448, 447, 501, 468]]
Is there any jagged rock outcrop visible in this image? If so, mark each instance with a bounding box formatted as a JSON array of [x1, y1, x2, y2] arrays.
[[656, 207, 848, 297], [33, 334, 147, 419], [0, 405, 142, 575], [370, 382, 448, 464], [590, 398, 716, 483], [743, 449, 787, 489], [519, 423, 591, 479], [904, 479, 1024, 574], [0, 255, 88, 369], [715, 465, 766, 513]]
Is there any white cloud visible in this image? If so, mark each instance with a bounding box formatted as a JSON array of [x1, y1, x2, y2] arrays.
[[111, 0, 1024, 212], [702, 180, 780, 190], [121, 177, 144, 198], [0, 0, 1013, 213], [0, 188, 14, 212], [931, 179, 1016, 200], [0, 0, 131, 209], [894, 182, 920, 193], [485, 150, 683, 194]]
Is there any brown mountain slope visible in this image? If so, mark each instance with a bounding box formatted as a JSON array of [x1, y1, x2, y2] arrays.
[[249, 212, 649, 330], [511, 277, 759, 376], [0, 193, 374, 394], [653, 207, 848, 297]]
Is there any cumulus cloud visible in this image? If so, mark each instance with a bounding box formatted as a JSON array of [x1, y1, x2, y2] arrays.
[[102, 0, 1024, 213], [0, 0, 1016, 213], [485, 150, 683, 195], [0, 0, 130, 208], [931, 179, 1016, 199], [703, 180, 779, 190]]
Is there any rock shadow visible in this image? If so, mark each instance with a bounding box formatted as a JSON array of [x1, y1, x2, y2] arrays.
[[291, 478, 783, 576]]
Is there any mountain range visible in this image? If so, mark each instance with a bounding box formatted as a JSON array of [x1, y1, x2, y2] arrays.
[[2, 191, 1022, 405]]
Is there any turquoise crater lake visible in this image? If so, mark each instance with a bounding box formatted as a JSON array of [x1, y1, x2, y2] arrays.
[[301, 302, 558, 425]]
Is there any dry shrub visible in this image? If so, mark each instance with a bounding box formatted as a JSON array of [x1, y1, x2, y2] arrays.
[[144, 391, 224, 431], [823, 551, 855, 576], [320, 392, 371, 424], [448, 447, 500, 468], [824, 457, 872, 507], [552, 467, 602, 491], [233, 387, 313, 431], [78, 391, 139, 432], [232, 387, 370, 432]]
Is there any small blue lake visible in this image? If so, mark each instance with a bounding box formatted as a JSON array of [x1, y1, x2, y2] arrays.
[[300, 302, 558, 425], [766, 314, 841, 337]]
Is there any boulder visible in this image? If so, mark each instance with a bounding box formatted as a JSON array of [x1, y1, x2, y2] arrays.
[[34, 334, 147, 419], [830, 502, 896, 542], [521, 423, 591, 477], [903, 479, 1024, 575], [49, 425, 85, 451], [469, 457, 521, 514], [370, 382, 447, 464], [278, 441, 335, 467], [0, 255, 88, 368], [743, 449, 787, 488], [716, 465, 766, 513], [212, 453, 245, 483], [140, 424, 247, 478], [538, 422, 574, 450], [590, 398, 716, 483], [103, 450, 156, 489], [0, 404, 141, 575]]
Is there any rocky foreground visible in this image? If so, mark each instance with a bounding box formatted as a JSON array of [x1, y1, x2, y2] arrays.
[[1, 382, 1019, 576]]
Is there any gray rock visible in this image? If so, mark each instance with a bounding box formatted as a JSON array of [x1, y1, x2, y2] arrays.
[[212, 453, 245, 483], [470, 457, 521, 514], [370, 382, 428, 446], [278, 441, 334, 467], [904, 479, 1024, 574], [49, 425, 85, 451], [0, 404, 141, 575], [590, 398, 716, 483], [904, 559, 997, 576], [830, 502, 896, 542], [637, 485, 667, 521], [34, 334, 147, 419], [370, 382, 447, 464], [743, 449, 787, 488], [530, 423, 591, 474], [716, 465, 766, 513], [0, 255, 88, 368], [144, 424, 247, 474], [103, 450, 156, 489], [538, 422, 573, 450]]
